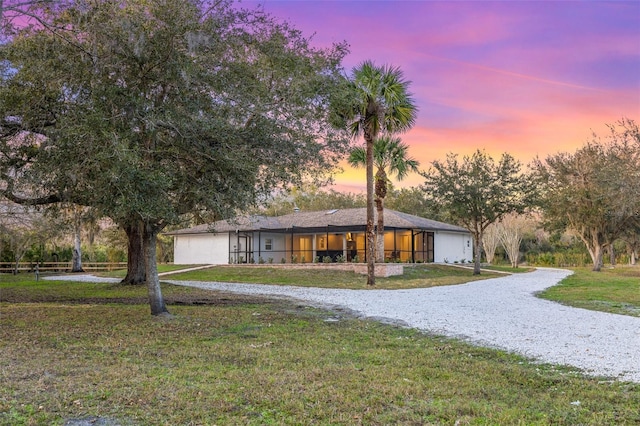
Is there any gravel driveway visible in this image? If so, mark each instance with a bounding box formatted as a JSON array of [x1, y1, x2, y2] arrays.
[[165, 268, 640, 383]]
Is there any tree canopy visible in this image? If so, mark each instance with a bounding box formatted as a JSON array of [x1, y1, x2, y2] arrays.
[[0, 0, 351, 314], [421, 149, 534, 274], [534, 118, 640, 271]]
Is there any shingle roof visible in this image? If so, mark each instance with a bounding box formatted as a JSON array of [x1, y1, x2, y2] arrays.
[[166, 208, 468, 235]]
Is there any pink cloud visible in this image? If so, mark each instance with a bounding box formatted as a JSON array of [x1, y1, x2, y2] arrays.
[[244, 1, 639, 193]]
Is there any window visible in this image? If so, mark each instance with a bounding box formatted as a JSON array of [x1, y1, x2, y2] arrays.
[[265, 238, 273, 250]]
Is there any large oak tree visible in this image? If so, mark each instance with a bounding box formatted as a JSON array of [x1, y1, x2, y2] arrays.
[[421, 150, 534, 275], [0, 0, 350, 315]]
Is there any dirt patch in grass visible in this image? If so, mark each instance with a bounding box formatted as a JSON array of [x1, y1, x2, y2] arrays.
[[63, 415, 134, 426]]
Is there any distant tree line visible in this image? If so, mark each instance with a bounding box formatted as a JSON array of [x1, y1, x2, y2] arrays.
[[533, 118, 639, 271]]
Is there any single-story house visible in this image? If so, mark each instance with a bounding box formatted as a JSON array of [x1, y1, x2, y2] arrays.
[[167, 208, 473, 265]]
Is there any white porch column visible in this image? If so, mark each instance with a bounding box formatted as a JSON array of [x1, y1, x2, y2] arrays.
[[342, 234, 347, 258]]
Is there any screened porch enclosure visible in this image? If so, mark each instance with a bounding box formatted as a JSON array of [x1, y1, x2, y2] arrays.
[[230, 228, 435, 264]]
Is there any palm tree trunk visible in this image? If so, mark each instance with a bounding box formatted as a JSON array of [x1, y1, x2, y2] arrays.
[[375, 197, 385, 263], [374, 169, 387, 263], [365, 131, 375, 286]]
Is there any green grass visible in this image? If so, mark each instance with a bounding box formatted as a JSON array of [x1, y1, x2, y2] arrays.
[[166, 264, 502, 289], [539, 265, 640, 317], [95, 264, 200, 279], [482, 264, 535, 273], [1, 274, 639, 425]]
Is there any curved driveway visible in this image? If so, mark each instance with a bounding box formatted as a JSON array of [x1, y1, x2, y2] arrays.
[[167, 268, 640, 383]]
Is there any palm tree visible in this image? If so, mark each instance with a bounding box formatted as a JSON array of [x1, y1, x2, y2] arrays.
[[344, 61, 417, 285], [349, 136, 420, 262]]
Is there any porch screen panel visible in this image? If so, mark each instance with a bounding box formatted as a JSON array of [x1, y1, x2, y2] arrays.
[[355, 233, 366, 262], [397, 231, 412, 262], [293, 236, 313, 263], [411, 231, 434, 263]]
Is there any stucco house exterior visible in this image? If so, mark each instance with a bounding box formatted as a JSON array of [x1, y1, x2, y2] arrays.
[[167, 208, 473, 265]]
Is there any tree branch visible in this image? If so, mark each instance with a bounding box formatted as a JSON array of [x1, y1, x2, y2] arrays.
[[1, 188, 61, 205]]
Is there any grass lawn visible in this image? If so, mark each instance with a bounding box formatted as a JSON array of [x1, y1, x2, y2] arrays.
[[481, 264, 536, 273], [163, 264, 503, 290], [97, 264, 202, 279], [1, 274, 639, 425], [539, 265, 640, 317]]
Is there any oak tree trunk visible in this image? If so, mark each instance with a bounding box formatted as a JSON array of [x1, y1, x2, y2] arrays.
[[588, 244, 604, 272], [122, 222, 146, 285], [473, 231, 482, 275], [609, 244, 616, 267], [593, 246, 604, 272], [583, 231, 605, 272], [142, 222, 169, 316], [71, 225, 84, 272]]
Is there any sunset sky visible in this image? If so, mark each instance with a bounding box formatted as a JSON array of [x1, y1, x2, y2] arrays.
[[245, 0, 640, 192]]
